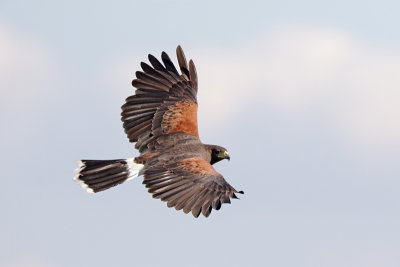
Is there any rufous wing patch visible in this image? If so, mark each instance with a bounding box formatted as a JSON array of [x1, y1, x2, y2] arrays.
[[162, 100, 199, 136], [180, 157, 218, 176]]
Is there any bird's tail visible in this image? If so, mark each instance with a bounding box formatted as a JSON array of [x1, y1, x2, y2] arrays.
[[74, 158, 144, 193]]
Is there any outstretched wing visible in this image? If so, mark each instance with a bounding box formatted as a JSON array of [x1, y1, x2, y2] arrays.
[[143, 157, 243, 218], [121, 46, 199, 145]]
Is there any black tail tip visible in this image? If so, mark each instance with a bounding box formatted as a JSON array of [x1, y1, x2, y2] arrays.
[[74, 160, 95, 193]]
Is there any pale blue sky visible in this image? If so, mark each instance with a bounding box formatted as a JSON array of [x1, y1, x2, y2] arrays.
[[1, 1, 400, 266]]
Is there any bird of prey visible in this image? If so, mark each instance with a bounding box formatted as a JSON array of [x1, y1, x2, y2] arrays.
[[74, 46, 243, 218]]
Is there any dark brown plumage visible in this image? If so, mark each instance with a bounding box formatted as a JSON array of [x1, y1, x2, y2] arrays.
[[75, 46, 243, 218]]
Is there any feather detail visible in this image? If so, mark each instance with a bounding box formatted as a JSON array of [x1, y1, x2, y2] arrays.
[[176, 45, 190, 80]]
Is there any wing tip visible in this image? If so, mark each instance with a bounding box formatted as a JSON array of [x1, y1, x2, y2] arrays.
[[176, 44, 183, 53]]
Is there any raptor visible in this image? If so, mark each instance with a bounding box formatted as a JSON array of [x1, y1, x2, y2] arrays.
[[74, 46, 243, 218]]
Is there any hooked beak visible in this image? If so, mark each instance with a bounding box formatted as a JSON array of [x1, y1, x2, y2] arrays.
[[224, 151, 230, 161]]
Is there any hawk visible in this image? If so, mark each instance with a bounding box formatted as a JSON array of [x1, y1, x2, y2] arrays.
[[74, 46, 243, 218]]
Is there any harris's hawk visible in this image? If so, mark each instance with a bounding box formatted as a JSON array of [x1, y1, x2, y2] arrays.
[[74, 46, 243, 218]]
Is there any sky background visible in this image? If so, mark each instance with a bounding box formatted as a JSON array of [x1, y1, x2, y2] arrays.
[[1, 0, 400, 266]]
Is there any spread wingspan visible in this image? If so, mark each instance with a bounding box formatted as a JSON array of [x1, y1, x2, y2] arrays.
[[75, 46, 243, 218]]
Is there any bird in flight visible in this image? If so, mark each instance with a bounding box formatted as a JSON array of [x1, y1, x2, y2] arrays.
[[74, 46, 243, 218]]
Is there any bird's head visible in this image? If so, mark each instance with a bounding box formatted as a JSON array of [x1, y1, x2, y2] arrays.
[[207, 145, 230, 165]]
